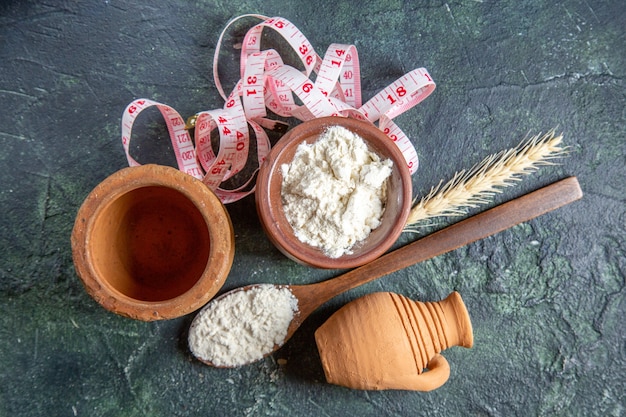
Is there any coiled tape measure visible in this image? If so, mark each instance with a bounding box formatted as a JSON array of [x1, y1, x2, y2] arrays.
[[121, 14, 435, 204]]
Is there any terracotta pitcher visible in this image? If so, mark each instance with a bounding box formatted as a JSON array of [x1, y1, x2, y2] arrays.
[[315, 291, 473, 391]]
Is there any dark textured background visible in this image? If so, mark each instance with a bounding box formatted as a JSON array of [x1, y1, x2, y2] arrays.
[[1, 1, 624, 416]]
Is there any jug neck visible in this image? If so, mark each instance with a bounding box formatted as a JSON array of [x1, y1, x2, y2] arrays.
[[434, 291, 474, 349]]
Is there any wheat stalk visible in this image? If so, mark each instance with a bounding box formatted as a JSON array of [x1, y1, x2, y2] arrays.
[[404, 130, 568, 229]]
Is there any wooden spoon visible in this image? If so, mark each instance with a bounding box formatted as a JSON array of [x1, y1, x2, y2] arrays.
[[189, 177, 582, 367]]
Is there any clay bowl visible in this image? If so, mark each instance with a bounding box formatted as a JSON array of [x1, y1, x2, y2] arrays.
[[71, 164, 235, 321], [255, 116, 412, 269]]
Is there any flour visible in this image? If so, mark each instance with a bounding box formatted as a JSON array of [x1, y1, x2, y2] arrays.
[[281, 125, 393, 258], [188, 285, 298, 367]]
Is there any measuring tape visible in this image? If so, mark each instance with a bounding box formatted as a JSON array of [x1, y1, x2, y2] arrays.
[[122, 14, 436, 204]]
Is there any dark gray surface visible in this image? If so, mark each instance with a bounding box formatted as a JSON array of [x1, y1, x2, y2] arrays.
[[1, 1, 624, 416]]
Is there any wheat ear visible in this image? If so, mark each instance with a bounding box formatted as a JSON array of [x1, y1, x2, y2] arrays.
[[404, 130, 568, 229]]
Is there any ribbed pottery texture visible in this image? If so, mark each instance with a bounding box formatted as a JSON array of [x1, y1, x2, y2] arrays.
[[315, 291, 473, 391]]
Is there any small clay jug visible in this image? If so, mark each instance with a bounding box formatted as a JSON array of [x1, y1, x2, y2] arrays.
[[315, 291, 473, 391], [71, 164, 235, 321]]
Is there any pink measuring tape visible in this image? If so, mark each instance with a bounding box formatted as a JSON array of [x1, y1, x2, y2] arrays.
[[121, 14, 436, 204]]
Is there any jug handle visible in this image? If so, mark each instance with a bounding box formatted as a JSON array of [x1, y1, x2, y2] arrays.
[[411, 354, 451, 391]]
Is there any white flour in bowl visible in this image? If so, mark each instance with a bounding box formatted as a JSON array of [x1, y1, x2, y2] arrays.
[[280, 125, 393, 258], [188, 284, 298, 367]]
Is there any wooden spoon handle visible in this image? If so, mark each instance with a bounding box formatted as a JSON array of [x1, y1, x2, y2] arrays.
[[294, 177, 582, 315]]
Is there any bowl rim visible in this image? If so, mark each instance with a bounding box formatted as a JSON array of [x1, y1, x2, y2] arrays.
[[255, 116, 412, 269]]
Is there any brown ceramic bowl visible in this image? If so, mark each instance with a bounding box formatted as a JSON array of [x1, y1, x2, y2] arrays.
[[71, 164, 235, 321], [255, 116, 412, 269]]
